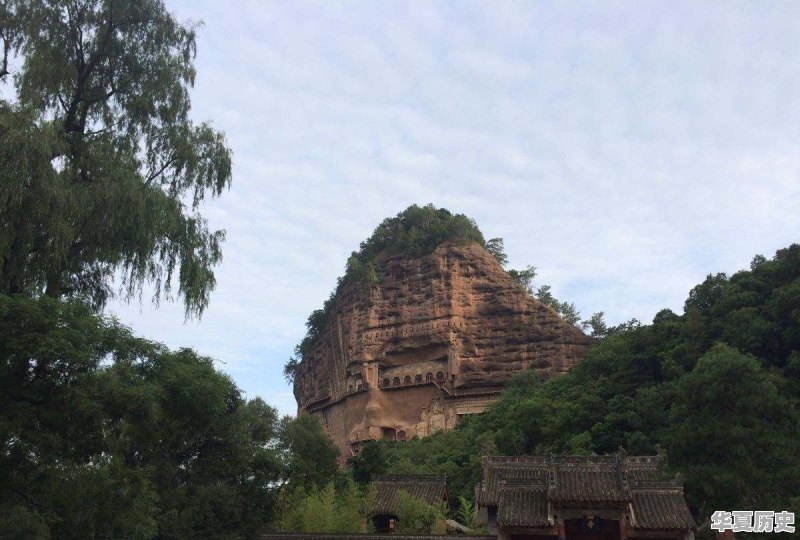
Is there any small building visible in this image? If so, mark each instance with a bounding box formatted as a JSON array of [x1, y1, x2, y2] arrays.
[[366, 474, 449, 533], [476, 454, 695, 540]]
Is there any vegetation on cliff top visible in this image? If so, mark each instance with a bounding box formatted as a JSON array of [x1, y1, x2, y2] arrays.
[[285, 204, 597, 383]]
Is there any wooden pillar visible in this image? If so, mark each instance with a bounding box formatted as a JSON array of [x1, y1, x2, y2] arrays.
[[619, 513, 628, 540], [557, 517, 566, 540]]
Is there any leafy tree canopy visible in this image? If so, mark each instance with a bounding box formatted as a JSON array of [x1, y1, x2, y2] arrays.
[[276, 479, 367, 534], [0, 0, 232, 317], [394, 490, 447, 534], [277, 413, 340, 493], [0, 294, 340, 539]]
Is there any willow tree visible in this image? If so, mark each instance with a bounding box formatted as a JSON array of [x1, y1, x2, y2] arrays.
[[0, 0, 232, 316]]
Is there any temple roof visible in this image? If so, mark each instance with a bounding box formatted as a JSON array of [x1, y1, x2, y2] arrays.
[[497, 480, 550, 528], [481, 454, 695, 531], [549, 456, 629, 503], [477, 456, 549, 506], [630, 481, 696, 530], [367, 474, 448, 516]]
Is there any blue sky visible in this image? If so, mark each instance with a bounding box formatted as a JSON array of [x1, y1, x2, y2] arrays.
[[105, 1, 800, 417]]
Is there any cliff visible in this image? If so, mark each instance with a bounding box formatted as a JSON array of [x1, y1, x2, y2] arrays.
[[293, 240, 592, 458]]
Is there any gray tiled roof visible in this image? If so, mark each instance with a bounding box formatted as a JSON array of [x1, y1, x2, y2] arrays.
[[496, 480, 550, 527], [630, 481, 696, 530], [548, 456, 628, 502], [368, 475, 448, 516], [477, 456, 548, 506], [479, 454, 694, 531]]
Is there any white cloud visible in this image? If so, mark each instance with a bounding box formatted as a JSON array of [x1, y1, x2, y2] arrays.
[[101, 0, 800, 417]]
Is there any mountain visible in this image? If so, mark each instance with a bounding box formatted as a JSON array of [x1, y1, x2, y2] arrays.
[[293, 236, 591, 458]]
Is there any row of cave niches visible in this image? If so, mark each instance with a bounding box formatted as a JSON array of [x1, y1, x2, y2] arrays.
[[344, 371, 447, 394], [379, 370, 446, 388], [349, 427, 409, 452]]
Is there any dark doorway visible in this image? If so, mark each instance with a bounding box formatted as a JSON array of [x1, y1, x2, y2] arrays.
[[373, 514, 397, 533], [564, 517, 620, 540]]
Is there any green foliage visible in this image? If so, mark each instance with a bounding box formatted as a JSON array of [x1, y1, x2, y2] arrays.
[[435, 244, 800, 524], [349, 417, 494, 510], [535, 284, 582, 325], [581, 311, 608, 338], [456, 495, 486, 533], [0, 294, 297, 539], [0, 504, 52, 540], [456, 495, 474, 526], [352, 204, 485, 265], [507, 265, 537, 294], [277, 478, 368, 533], [668, 344, 800, 515], [283, 357, 299, 384], [485, 237, 508, 266], [503, 261, 584, 327], [395, 490, 446, 534], [350, 440, 389, 484], [277, 413, 340, 493], [0, 0, 232, 317]]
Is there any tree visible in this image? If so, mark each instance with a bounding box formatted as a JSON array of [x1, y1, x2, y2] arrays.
[[507, 265, 537, 294], [534, 285, 581, 325], [485, 238, 508, 266], [395, 490, 446, 534], [1, 0, 232, 317], [0, 295, 284, 538], [277, 479, 368, 533], [668, 344, 800, 514], [278, 414, 339, 492], [456, 495, 479, 531], [283, 357, 299, 384], [558, 301, 581, 325], [350, 440, 389, 485], [581, 311, 608, 338], [349, 422, 492, 510]]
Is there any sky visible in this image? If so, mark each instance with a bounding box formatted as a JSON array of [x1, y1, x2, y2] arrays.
[[103, 1, 800, 417]]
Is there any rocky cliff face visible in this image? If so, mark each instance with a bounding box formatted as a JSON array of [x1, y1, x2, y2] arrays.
[[293, 241, 592, 459]]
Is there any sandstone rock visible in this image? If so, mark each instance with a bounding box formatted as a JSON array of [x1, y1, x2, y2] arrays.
[[293, 240, 592, 459]]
